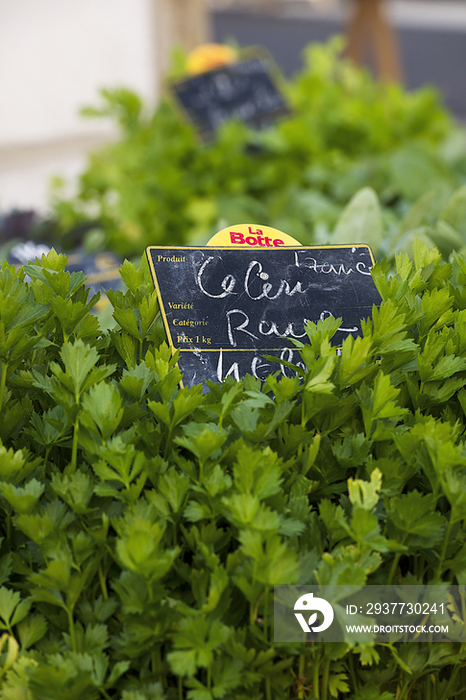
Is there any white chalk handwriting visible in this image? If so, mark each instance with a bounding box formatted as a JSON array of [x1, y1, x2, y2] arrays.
[[196, 252, 372, 301]]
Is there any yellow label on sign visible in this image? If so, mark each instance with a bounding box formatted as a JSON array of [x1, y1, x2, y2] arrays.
[[186, 43, 238, 75], [206, 224, 302, 248]]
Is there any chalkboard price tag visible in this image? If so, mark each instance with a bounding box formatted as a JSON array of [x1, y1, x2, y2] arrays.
[[146, 244, 382, 387], [172, 58, 290, 139]]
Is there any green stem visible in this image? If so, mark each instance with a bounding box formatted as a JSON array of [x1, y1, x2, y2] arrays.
[[67, 608, 77, 652], [98, 563, 108, 600], [263, 590, 271, 700], [313, 652, 321, 700], [436, 515, 454, 581], [439, 664, 461, 700], [100, 690, 112, 700], [0, 360, 8, 413], [348, 653, 358, 693], [157, 645, 167, 689], [297, 654, 305, 699], [5, 505, 12, 544], [413, 554, 419, 580], [207, 666, 212, 691], [425, 673, 431, 700], [163, 428, 172, 460], [321, 657, 331, 700], [387, 552, 401, 585], [263, 589, 269, 642], [417, 554, 426, 582], [397, 679, 411, 700], [69, 417, 80, 474], [43, 447, 51, 479]]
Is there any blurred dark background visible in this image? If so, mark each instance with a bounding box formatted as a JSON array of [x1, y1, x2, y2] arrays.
[[211, 0, 466, 120]]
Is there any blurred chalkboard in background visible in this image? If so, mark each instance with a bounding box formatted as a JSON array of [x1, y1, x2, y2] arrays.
[[172, 58, 290, 139]]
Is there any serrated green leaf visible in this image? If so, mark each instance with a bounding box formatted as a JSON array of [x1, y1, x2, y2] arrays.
[[387, 491, 445, 547], [16, 614, 48, 650]]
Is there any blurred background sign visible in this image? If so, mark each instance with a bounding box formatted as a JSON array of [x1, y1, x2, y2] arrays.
[[172, 52, 290, 139]]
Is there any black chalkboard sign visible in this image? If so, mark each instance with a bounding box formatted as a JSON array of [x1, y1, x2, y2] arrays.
[[172, 58, 290, 138], [146, 245, 382, 387]]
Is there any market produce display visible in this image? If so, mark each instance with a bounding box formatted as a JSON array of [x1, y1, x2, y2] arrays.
[[0, 241, 466, 698], [51, 39, 466, 261], [3, 36, 466, 700]]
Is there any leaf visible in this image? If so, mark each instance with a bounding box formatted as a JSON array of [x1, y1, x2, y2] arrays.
[[0, 480, 44, 514], [332, 187, 383, 252], [119, 259, 145, 294], [305, 356, 336, 395], [175, 423, 227, 465], [168, 618, 230, 676], [7, 301, 49, 331], [349, 509, 390, 553], [24, 264, 86, 299], [0, 588, 31, 632], [238, 531, 299, 586], [0, 442, 36, 484], [231, 404, 260, 435], [51, 471, 95, 515], [113, 307, 141, 339], [119, 363, 156, 401], [81, 381, 123, 441], [338, 334, 373, 388], [59, 340, 100, 396], [0, 554, 12, 588], [387, 146, 454, 203], [440, 472, 466, 523], [351, 684, 394, 700], [387, 491, 445, 548], [116, 518, 179, 581], [29, 558, 71, 595], [101, 441, 145, 486], [438, 184, 466, 239], [329, 670, 350, 697], [348, 469, 382, 512], [0, 634, 19, 676], [357, 372, 408, 439], [397, 190, 438, 238], [16, 614, 48, 650], [148, 400, 171, 427]]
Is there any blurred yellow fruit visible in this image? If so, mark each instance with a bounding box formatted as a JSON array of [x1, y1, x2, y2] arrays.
[[186, 44, 238, 75]]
